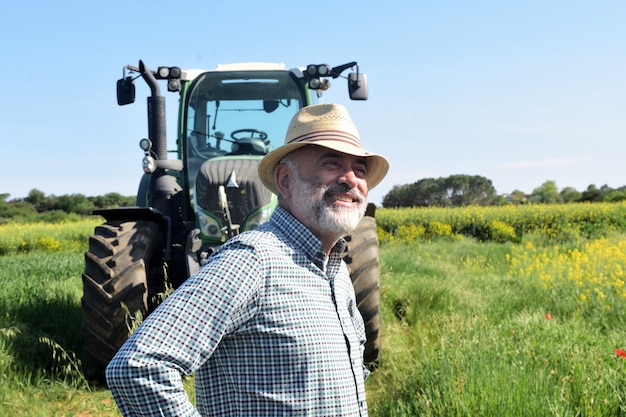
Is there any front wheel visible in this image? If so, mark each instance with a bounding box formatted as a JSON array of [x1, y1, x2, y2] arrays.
[[81, 220, 165, 380], [343, 205, 382, 368]]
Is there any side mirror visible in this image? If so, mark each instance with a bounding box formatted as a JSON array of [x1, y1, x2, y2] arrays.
[[117, 77, 135, 105], [348, 72, 368, 100]]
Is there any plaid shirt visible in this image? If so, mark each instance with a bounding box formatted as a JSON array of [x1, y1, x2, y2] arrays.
[[106, 206, 369, 416]]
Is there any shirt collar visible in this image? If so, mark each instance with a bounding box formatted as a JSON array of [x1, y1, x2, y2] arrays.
[[270, 206, 346, 267]]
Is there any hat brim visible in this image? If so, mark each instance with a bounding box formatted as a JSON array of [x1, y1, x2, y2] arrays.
[[258, 140, 389, 195]]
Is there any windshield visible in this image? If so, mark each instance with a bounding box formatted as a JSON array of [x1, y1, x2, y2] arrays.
[[184, 70, 305, 180]]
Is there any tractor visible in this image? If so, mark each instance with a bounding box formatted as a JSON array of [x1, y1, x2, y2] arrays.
[[81, 60, 382, 379]]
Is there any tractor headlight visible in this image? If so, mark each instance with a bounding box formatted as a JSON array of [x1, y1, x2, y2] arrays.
[[306, 64, 331, 77], [167, 79, 181, 92], [197, 209, 223, 239], [156, 66, 182, 79], [142, 155, 156, 173], [244, 207, 272, 231], [308, 78, 330, 91]]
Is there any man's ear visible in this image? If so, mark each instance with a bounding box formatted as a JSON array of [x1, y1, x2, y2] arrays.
[[274, 164, 292, 199]]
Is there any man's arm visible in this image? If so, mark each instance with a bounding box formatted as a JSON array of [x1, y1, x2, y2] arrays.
[[106, 242, 261, 416]]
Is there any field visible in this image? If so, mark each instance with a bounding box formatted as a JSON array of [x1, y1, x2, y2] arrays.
[[1, 203, 625, 416]]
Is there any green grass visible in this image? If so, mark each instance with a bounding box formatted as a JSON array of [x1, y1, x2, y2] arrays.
[[368, 239, 626, 416], [0, 250, 119, 415], [1, 224, 626, 415]]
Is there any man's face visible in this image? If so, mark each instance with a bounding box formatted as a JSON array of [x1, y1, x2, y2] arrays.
[[286, 146, 369, 238]]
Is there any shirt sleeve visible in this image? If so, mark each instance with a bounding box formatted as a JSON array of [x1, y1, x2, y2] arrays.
[[105, 240, 262, 416]]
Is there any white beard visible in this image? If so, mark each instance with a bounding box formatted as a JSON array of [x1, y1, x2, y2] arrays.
[[289, 169, 366, 237]]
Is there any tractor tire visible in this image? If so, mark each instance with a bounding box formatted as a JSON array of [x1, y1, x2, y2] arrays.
[[81, 220, 164, 381], [343, 207, 382, 369]]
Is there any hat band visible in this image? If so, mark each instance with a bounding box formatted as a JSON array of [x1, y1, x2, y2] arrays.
[[287, 130, 362, 148]]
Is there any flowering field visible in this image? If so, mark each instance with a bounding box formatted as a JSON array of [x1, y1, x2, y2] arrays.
[[376, 201, 626, 243], [1, 206, 626, 415], [375, 203, 626, 332], [507, 237, 626, 329], [0, 217, 101, 255], [369, 203, 626, 415]]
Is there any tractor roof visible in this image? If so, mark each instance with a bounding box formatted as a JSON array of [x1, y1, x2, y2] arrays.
[[180, 62, 304, 82]]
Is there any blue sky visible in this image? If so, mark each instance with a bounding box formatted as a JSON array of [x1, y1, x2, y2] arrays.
[[1, 1, 624, 205]]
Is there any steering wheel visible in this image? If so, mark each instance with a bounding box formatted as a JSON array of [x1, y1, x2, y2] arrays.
[[231, 129, 269, 144]]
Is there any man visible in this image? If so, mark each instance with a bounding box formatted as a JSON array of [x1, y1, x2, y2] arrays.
[[106, 103, 389, 416]]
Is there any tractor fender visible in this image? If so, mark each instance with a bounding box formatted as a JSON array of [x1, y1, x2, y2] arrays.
[[93, 207, 172, 261]]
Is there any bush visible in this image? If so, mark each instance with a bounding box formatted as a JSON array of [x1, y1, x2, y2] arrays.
[[487, 220, 518, 243]]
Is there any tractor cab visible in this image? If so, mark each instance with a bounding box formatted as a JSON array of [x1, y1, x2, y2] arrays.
[[181, 64, 308, 244]]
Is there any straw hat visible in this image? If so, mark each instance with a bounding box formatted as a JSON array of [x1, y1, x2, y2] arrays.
[[258, 103, 389, 195]]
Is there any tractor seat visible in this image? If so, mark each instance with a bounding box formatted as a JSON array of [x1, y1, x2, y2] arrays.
[[195, 157, 274, 226]]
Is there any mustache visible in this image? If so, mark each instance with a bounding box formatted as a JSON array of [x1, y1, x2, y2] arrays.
[[323, 183, 365, 203]]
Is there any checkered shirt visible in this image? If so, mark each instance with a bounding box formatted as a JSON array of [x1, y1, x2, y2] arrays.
[[106, 206, 369, 416]]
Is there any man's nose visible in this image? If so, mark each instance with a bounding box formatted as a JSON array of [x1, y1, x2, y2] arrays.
[[338, 169, 359, 188]]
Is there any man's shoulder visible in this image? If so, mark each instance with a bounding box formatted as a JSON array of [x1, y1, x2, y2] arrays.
[[220, 206, 318, 259]]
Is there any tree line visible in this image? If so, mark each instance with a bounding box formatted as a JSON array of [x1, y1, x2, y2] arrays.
[[0, 189, 135, 223], [382, 175, 626, 208], [2, 177, 625, 222]]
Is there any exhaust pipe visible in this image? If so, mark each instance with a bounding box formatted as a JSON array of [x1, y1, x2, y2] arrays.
[[139, 60, 167, 160]]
